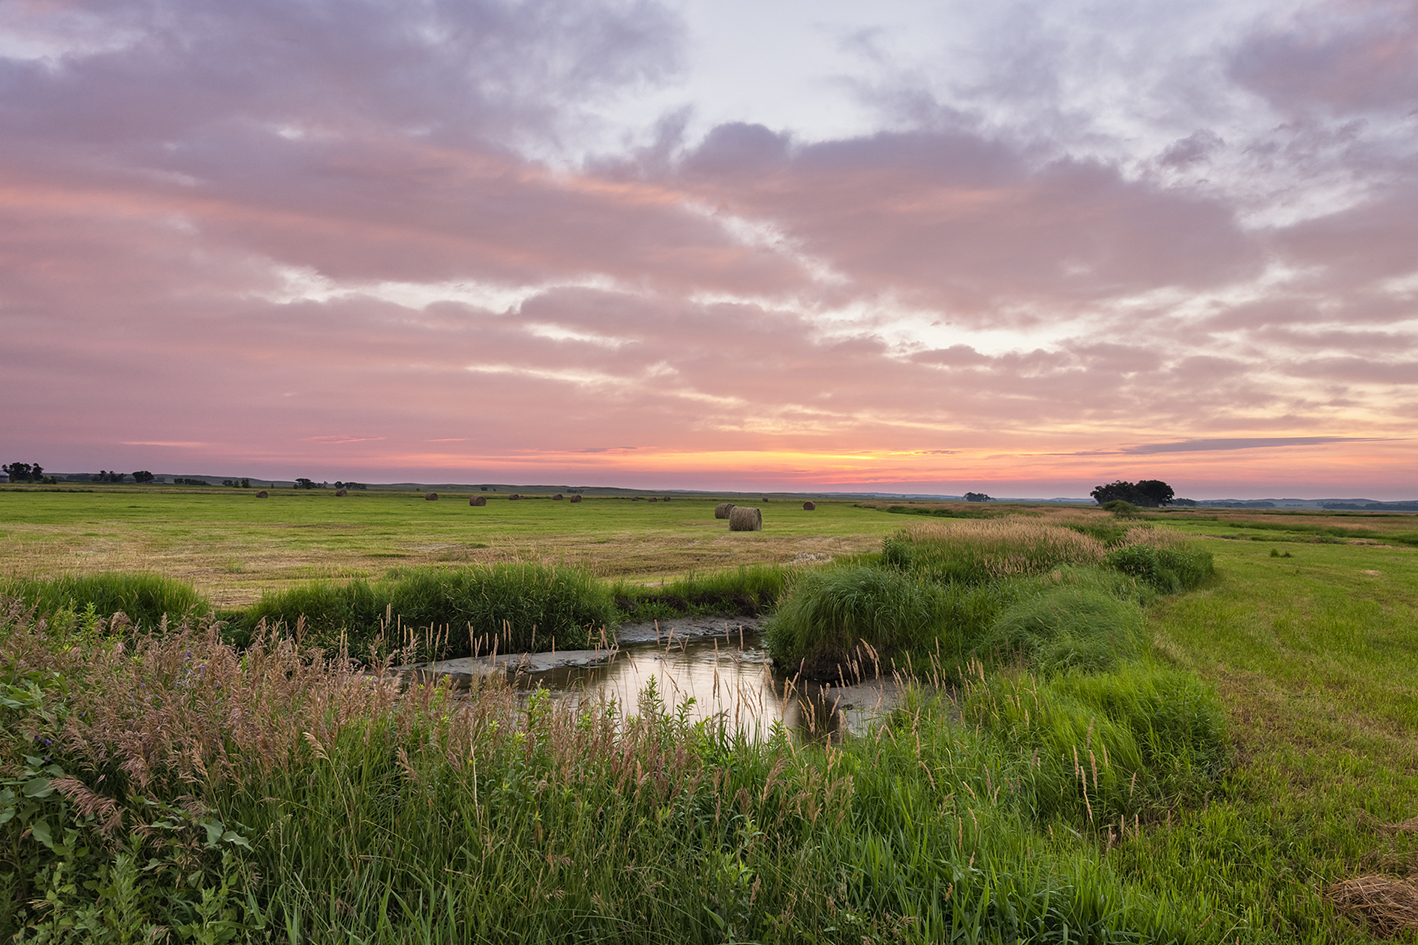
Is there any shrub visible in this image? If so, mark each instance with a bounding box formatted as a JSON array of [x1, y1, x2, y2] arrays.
[[236, 563, 617, 660], [0, 573, 209, 632], [981, 583, 1145, 674], [1101, 499, 1139, 516], [1105, 544, 1215, 593]]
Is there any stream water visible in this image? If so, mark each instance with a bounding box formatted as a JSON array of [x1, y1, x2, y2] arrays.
[[415, 618, 906, 742]]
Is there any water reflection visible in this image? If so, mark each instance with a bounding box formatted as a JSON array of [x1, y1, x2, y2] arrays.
[[511, 632, 902, 742]]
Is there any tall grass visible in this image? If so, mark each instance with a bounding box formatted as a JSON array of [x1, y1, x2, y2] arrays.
[[0, 572, 209, 633], [610, 564, 793, 620], [0, 606, 1216, 943], [234, 562, 616, 660], [764, 567, 936, 676], [957, 664, 1228, 828], [1105, 544, 1215, 593], [981, 580, 1147, 674], [883, 518, 1108, 584]]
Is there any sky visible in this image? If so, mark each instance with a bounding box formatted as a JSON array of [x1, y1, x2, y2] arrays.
[[1, 0, 1416, 498]]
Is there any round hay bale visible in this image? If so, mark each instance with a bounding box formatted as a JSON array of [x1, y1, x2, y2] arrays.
[[509, 494, 522, 500], [569, 494, 582, 503], [761, 497, 769, 503], [729, 506, 762, 531], [648, 497, 658, 502], [632, 496, 641, 502], [470, 495, 486, 506], [425, 492, 438, 501], [335, 488, 348, 497], [714, 502, 736, 519], [255, 490, 269, 499], [802, 501, 816, 511], [662, 497, 671, 502], [553, 494, 564, 500]]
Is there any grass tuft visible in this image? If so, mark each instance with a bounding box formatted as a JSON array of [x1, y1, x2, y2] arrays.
[[0, 572, 209, 632], [233, 562, 616, 659]]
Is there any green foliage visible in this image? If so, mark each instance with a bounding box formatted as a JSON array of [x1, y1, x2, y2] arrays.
[[1101, 499, 1140, 516], [959, 664, 1228, 827], [0, 670, 258, 943], [610, 564, 793, 620], [0, 573, 210, 632], [236, 562, 617, 659], [765, 566, 1003, 674], [981, 582, 1147, 674], [764, 566, 934, 671], [1092, 479, 1174, 508], [1105, 543, 1215, 593]]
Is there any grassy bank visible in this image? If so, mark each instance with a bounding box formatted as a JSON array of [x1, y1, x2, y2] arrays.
[[1, 607, 1223, 944], [765, 518, 1214, 679]]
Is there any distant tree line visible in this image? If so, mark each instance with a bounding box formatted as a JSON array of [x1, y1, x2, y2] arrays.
[[1091, 479, 1175, 507], [2, 462, 52, 483], [963, 492, 993, 502], [334, 481, 368, 490]]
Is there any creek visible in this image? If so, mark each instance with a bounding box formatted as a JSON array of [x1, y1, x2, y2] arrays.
[[408, 616, 906, 742]]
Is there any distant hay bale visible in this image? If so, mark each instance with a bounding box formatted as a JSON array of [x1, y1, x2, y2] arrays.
[[256, 491, 269, 499], [729, 506, 762, 531], [803, 501, 816, 510], [632, 496, 641, 502], [648, 497, 658, 502], [762, 497, 769, 503], [425, 492, 438, 501], [663, 497, 671, 502], [335, 489, 348, 497], [509, 494, 522, 501], [569, 494, 582, 503], [553, 494, 564, 500], [714, 502, 736, 519], [470, 496, 486, 506]]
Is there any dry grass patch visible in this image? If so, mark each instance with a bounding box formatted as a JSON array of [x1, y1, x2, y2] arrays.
[[1325, 875, 1418, 937]]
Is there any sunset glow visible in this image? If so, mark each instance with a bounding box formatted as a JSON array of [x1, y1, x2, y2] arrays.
[[2, 0, 1416, 497]]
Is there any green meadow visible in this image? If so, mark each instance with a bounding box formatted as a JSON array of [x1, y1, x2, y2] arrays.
[[1, 485, 1416, 942]]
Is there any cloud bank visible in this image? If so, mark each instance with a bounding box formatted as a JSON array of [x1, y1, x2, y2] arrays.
[[1, 0, 1414, 496]]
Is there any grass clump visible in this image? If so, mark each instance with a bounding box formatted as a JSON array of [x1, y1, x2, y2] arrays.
[[981, 580, 1146, 674], [765, 566, 1003, 677], [235, 562, 616, 659], [1105, 543, 1215, 593], [0, 572, 209, 632], [610, 564, 792, 621], [764, 567, 934, 676]]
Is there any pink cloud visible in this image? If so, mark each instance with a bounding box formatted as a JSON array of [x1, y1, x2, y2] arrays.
[[1, 0, 1416, 497]]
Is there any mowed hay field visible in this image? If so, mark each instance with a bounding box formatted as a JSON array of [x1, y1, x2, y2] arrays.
[[0, 488, 899, 607]]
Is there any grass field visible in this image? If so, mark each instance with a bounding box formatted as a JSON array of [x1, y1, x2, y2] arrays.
[[0, 486, 897, 607], [2, 486, 1416, 942]]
